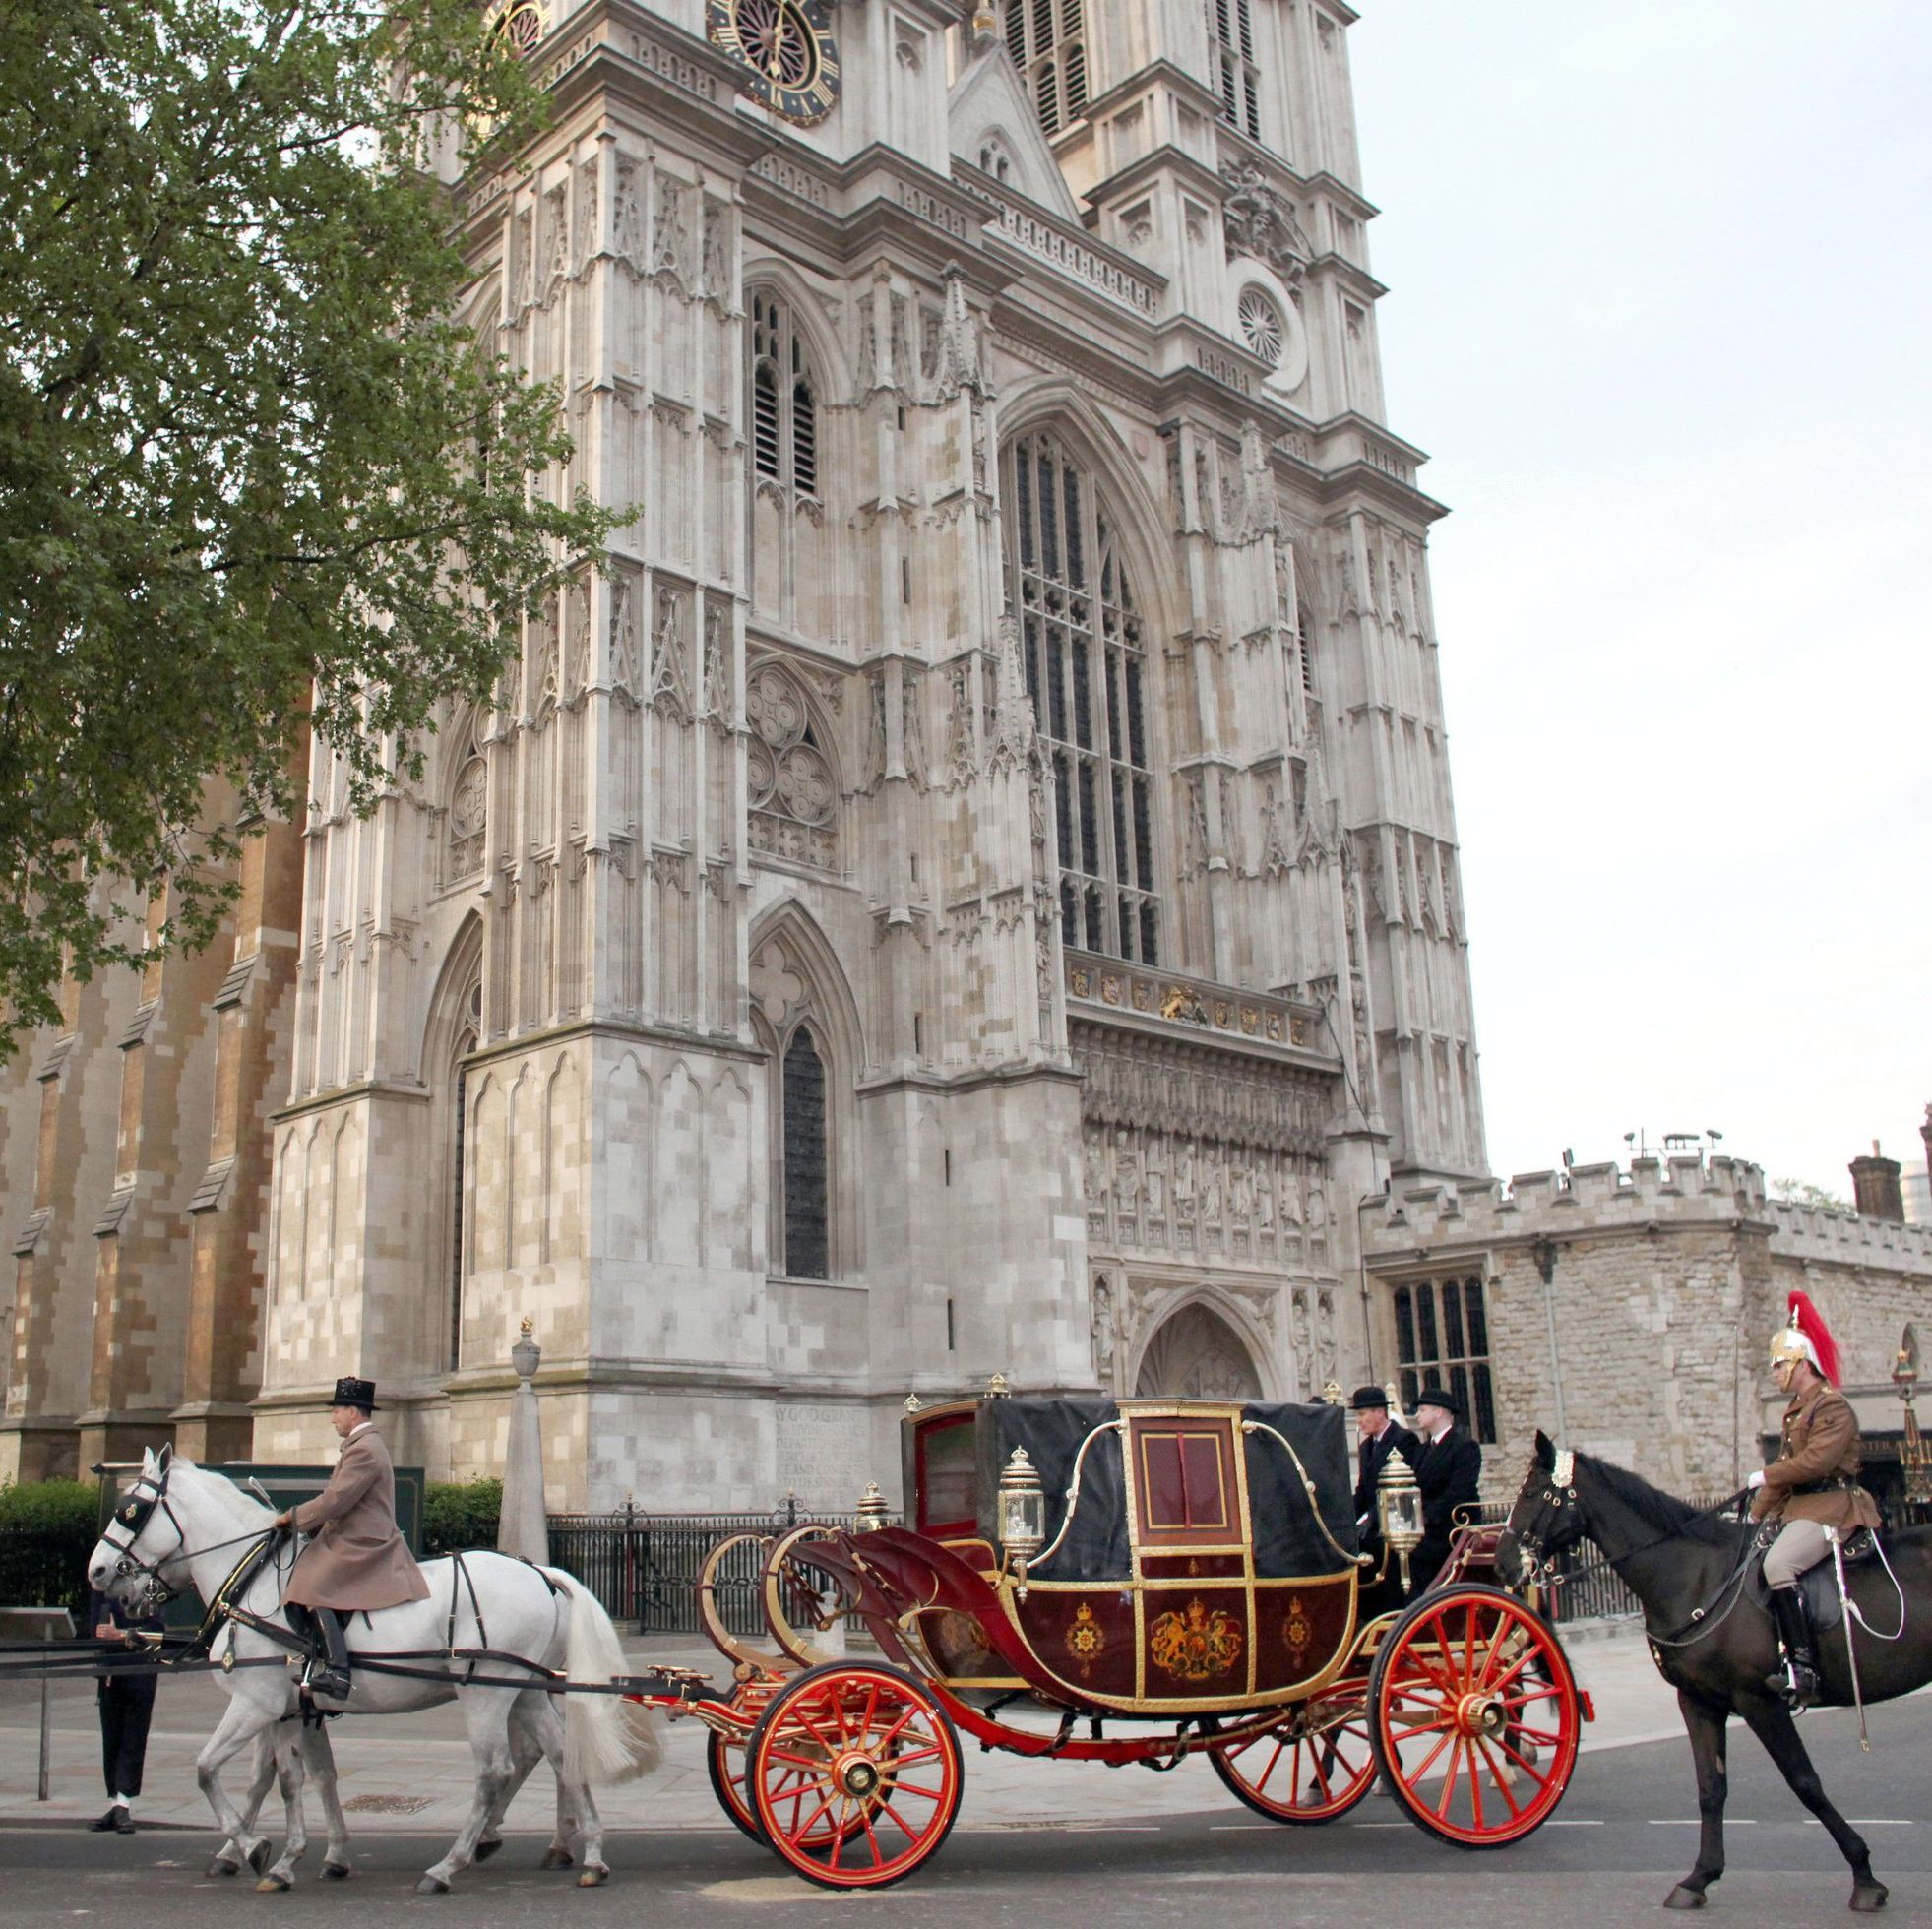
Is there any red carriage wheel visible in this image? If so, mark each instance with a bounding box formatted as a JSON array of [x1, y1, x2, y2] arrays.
[[1209, 1677, 1377, 1823], [709, 1726, 874, 1851], [1367, 1584, 1581, 1848], [747, 1660, 963, 1890], [707, 1730, 766, 1844]]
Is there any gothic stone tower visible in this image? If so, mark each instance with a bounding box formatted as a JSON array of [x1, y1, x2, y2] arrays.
[[244, 0, 1488, 1508]]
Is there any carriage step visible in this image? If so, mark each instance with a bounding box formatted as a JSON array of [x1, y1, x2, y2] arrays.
[[1579, 1690, 1595, 1723]]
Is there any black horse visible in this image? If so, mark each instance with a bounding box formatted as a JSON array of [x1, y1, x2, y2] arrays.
[[1498, 1433, 1932, 1914]]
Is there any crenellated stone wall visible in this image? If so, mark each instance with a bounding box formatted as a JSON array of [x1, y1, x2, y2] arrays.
[[1365, 1153, 1932, 1505]]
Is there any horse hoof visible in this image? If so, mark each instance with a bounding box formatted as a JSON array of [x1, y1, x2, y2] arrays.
[[415, 1877, 450, 1896], [208, 1859, 240, 1879], [1663, 1888, 1707, 1911], [247, 1841, 273, 1876], [1851, 1885, 1889, 1913], [255, 1875, 291, 1894], [576, 1867, 609, 1889], [538, 1848, 574, 1871], [322, 1863, 351, 1882], [474, 1839, 503, 1864]]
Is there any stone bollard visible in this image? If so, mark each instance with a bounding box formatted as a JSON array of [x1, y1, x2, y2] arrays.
[[498, 1318, 550, 1565]]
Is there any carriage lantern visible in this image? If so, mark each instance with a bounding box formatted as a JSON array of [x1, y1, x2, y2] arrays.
[[1376, 1448, 1425, 1593], [996, 1446, 1047, 1568], [854, 1481, 892, 1532]]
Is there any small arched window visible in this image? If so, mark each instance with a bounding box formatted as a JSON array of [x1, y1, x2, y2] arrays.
[[750, 290, 818, 498], [779, 1025, 829, 1279]]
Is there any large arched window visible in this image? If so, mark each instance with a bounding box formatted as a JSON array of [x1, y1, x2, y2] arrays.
[[1005, 0, 1087, 137], [448, 977, 480, 1369], [1001, 431, 1160, 964], [779, 1025, 829, 1280], [750, 290, 818, 497]]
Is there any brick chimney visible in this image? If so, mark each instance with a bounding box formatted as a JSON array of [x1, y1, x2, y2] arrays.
[[1849, 1140, 1904, 1222]]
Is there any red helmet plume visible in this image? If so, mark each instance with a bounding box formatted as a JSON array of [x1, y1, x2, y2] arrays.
[[1771, 1288, 1841, 1387]]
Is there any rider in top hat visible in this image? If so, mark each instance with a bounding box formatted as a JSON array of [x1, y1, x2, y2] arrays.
[[1407, 1384, 1482, 1600], [1748, 1291, 1880, 1709], [1350, 1386, 1419, 1619], [273, 1377, 429, 1700]]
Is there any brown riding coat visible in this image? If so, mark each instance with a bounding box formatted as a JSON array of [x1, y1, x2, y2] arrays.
[[285, 1425, 432, 1612], [1750, 1380, 1882, 1534]]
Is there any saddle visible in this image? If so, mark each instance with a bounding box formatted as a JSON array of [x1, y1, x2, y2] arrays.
[[1745, 1524, 1878, 1635]]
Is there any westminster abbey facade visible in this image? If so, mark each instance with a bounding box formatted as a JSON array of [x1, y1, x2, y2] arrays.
[[2, 0, 1489, 1507]]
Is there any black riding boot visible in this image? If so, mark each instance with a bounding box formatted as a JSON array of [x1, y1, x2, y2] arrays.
[[285, 1602, 350, 1703], [1767, 1586, 1819, 1710]]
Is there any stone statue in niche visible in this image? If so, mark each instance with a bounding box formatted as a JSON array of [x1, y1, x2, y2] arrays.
[[1091, 1274, 1116, 1389]]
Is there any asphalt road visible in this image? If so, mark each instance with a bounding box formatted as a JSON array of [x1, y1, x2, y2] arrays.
[[6, 1696, 1930, 1927]]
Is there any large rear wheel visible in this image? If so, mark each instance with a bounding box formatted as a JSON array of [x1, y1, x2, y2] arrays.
[[1368, 1584, 1580, 1848], [747, 1661, 963, 1890], [1209, 1680, 1377, 1824]]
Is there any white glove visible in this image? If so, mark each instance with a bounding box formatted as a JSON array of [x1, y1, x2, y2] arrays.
[[1746, 1469, 1766, 1490]]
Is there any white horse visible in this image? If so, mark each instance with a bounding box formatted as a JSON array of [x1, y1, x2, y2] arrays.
[[87, 1449, 660, 1893]]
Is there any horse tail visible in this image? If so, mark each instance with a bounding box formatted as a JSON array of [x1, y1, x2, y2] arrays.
[[546, 1569, 663, 1785]]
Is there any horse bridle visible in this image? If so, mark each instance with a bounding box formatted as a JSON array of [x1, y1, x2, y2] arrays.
[[97, 1454, 193, 1610], [1501, 1448, 1579, 1593]]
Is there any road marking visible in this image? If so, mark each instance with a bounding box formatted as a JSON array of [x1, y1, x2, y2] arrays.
[[1805, 1819, 1913, 1826], [1649, 1818, 1756, 1825], [1542, 1819, 1603, 1827]]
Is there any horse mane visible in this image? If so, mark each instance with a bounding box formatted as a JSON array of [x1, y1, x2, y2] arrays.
[[1579, 1453, 1743, 1548], [174, 1457, 276, 1528]]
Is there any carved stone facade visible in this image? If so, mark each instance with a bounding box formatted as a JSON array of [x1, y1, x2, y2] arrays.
[[3, 3, 1494, 1502]]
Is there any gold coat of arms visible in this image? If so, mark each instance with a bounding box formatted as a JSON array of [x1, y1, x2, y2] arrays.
[[1149, 1598, 1244, 1681]]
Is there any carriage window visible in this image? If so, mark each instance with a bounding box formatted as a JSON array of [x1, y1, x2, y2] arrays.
[[915, 1415, 977, 1536], [1393, 1277, 1495, 1444], [1136, 1425, 1232, 1533]]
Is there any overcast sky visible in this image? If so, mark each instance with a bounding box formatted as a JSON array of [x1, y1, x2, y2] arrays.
[[1346, 1, 1932, 1197]]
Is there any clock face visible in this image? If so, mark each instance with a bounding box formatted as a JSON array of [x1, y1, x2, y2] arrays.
[[707, 0, 841, 126]]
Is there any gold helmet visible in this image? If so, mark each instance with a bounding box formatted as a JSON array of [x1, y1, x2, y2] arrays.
[[1768, 1289, 1840, 1385]]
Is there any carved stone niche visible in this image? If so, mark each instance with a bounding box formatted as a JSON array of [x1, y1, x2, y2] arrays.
[[1219, 160, 1312, 291], [745, 659, 839, 871]]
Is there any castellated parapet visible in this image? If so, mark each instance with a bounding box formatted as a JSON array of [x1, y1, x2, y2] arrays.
[[1363, 1153, 1932, 1509]]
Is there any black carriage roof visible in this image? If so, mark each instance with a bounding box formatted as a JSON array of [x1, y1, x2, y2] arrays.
[[911, 1395, 1357, 1584]]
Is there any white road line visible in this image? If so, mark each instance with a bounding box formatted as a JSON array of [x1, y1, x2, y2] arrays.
[[1805, 1819, 1913, 1826], [1542, 1819, 1603, 1827], [1648, 1818, 1756, 1826]]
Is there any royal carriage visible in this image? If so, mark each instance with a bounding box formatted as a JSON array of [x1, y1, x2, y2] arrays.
[[635, 1388, 1590, 1889]]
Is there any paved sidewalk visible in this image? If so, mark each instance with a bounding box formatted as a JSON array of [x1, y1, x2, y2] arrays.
[[0, 1621, 1678, 1839]]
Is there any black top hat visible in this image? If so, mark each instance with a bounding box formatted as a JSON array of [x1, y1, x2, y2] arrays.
[[1348, 1385, 1391, 1412], [330, 1376, 379, 1413], [1411, 1384, 1463, 1418]]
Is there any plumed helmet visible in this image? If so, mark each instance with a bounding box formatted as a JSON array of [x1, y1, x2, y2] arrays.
[[1769, 1289, 1841, 1387]]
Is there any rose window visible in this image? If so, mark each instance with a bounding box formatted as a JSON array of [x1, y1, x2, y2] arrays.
[[1237, 285, 1285, 367]]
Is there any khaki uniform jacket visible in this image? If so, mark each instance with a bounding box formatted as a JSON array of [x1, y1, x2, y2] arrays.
[[286, 1426, 432, 1613], [1751, 1381, 1882, 1533]]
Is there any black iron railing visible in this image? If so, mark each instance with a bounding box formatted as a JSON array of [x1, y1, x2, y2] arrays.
[[544, 1504, 841, 1635], [0, 1523, 93, 1619]]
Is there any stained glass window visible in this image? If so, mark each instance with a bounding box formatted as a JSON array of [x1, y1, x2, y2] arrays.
[[780, 1026, 829, 1280], [1001, 432, 1159, 964]]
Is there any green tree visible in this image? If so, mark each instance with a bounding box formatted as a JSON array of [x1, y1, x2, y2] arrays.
[[0, 0, 613, 1051], [1772, 1178, 1852, 1213]]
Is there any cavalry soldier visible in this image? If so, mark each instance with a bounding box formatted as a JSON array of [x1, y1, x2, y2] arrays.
[[1748, 1290, 1880, 1709], [1350, 1386, 1419, 1619], [273, 1377, 429, 1699], [1407, 1384, 1482, 1600]]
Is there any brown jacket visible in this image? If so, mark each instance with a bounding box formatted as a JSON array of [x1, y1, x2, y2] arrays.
[[286, 1425, 431, 1612], [1751, 1381, 1882, 1533]]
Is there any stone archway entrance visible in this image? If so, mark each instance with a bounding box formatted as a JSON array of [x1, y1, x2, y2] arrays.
[[1134, 1302, 1264, 1400]]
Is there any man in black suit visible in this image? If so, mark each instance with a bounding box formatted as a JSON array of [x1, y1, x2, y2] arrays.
[[1350, 1386, 1418, 1621], [1406, 1384, 1482, 1601], [86, 1587, 164, 1834]]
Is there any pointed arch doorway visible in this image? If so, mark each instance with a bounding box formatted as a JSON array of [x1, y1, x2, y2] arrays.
[[1134, 1302, 1264, 1400]]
